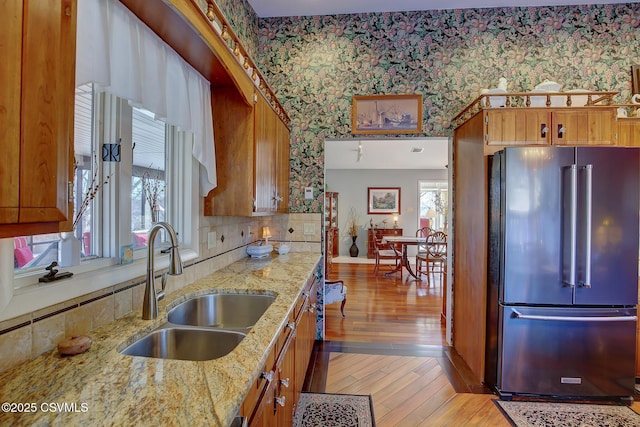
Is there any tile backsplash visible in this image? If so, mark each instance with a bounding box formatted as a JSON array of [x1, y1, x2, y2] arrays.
[[0, 213, 321, 374]]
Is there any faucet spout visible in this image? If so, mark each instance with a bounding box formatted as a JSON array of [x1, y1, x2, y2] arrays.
[[142, 222, 183, 320]]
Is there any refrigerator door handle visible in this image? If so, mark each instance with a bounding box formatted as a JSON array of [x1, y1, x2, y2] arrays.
[[511, 309, 637, 322], [563, 165, 577, 288], [580, 165, 593, 288]]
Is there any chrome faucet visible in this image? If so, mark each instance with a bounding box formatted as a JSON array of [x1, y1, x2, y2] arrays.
[[142, 222, 183, 320]]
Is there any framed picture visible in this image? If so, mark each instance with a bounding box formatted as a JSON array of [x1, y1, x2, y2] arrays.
[[352, 94, 423, 134], [633, 65, 640, 95], [368, 187, 401, 214]]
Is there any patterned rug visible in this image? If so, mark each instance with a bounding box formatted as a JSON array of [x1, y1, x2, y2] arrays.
[[293, 392, 375, 427], [495, 400, 640, 427]]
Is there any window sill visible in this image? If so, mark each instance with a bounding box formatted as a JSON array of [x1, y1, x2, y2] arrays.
[[1, 248, 198, 322]]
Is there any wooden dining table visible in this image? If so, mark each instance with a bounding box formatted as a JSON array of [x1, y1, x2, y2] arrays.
[[382, 235, 426, 279]]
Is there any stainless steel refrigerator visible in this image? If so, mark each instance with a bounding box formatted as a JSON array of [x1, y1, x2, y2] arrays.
[[485, 146, 639, 402]]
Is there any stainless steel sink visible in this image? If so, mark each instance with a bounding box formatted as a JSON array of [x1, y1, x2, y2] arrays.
[[120, 327, 245, 361], [167, 293, 275, 330]]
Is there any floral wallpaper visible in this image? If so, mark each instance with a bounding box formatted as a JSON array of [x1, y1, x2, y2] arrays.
[[196, 0, 259, 59], [255, 4, 640, 212], [206, 2, 640, 213]]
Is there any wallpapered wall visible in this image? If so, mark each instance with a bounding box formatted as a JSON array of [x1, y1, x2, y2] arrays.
[[198, 0, 259, 58], [212, 2, 640, 213]]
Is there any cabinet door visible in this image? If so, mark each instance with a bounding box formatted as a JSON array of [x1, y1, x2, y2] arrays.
[[0, 0, 22, 223], [617, 119, 640, 147], [20, 0, 75, 224], [0, 0, 75, 231], [485, 109, 551, 146], [275, 337, 295, 427], [552, 109, 615, 146], [276, 117, 290, 213], [254, 95, 277, 212]]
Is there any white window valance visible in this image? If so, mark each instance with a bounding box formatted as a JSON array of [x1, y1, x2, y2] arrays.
[[75, 0, 216, 195]]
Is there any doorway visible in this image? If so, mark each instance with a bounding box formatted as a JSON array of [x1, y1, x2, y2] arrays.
[[323, 137, 451, 347]]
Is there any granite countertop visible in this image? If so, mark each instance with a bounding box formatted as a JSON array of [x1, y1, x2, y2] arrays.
[[0, 252, 321, 427]]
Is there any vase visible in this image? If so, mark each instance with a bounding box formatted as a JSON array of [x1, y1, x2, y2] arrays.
[[60, 232, 81, 267], [349, 236, 359, 257]]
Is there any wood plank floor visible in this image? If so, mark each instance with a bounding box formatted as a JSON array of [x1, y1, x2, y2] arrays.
[[325, 262, 446, 345], [309, 261, 640, 426]]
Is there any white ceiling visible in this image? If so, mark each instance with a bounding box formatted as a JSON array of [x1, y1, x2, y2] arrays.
[[325, 138, 449, 170], [247, 0, 631, 17]]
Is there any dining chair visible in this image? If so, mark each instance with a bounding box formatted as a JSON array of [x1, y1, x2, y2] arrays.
[[416, 231, 446, 286], [373, 237, 403, 278], [324, 280, 347, 317], [415, 226, 433, 270]]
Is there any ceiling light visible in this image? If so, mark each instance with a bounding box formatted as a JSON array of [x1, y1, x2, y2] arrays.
[[411, 147, 424, 153]]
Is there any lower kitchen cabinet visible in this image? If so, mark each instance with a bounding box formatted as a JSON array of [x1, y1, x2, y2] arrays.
[[243, 273, 318, 426]]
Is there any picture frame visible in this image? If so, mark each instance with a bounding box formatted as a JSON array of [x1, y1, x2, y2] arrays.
[[352, 94, 423, 135], [632, 65, 640, 95], [368, 187, 401, 214]]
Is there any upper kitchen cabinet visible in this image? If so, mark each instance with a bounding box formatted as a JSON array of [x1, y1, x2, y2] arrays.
[[617, 117, 640, 147], [204, 91, 290, 216], [484, 108, 616, 147], [254, 93, 290, 214], [0, 0, 76, 238], [452, 91, 620, 149]]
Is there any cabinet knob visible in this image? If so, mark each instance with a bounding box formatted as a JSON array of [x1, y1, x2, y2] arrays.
[[280, 377, 290, 388], [275, 396, 286, 407], [558, 124, 566, 138], [540, 124, 549, 137], [260, 370, 274, 382]]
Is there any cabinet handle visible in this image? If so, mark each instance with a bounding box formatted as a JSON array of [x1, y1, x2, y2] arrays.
[[558, 124, 566, 138], [540, 124, 549, 137], [275, 396, 286, 407], [260, 370, 274, 382], [286, 322, 295, 330], [308, 303, 316, 313], [280, 377, 290, 388]]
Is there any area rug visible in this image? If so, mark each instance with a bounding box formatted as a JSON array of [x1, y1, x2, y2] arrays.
[[293, 392, 375, 427], [495, 400, 640, 427]]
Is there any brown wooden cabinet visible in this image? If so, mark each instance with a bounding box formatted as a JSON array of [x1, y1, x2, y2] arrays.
[[205, 90, 290, 216], [324, 192, 339, 273], [0, 0, 76, 237], [618, 118, 640, 146], [453, 100, 622, 386], [367, 228, 403, 258], [243, 272, 318, 426], [485, 107, 617, 147]]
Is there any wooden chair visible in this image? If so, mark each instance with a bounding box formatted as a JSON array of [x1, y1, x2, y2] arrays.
[[373, 237, 403, 278], [415, 226, 433, 266], [416, 231, 447, 286], [324, 280, 347, 317]]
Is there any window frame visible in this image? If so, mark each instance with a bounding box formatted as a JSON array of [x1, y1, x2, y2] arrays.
[[0, 92, 200, 321]]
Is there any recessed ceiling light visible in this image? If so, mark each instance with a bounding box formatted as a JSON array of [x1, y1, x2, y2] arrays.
[[411, 147, 424, 153]]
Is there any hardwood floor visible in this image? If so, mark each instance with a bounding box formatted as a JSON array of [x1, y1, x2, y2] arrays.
[[325, 262, 445, 345], [311, 261, 640, 426]]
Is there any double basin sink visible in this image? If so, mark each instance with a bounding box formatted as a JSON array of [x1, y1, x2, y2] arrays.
[[120, 293, 275, 361]]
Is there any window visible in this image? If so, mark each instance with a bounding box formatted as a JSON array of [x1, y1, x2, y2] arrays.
[[131, 107, 167, 248], [419, 181, 448, 232], [12, 85, 197, 287]]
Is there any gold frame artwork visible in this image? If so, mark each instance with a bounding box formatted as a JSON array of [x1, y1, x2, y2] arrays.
[[352, 94, 423, 135], [368, 187, 401, 215]]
